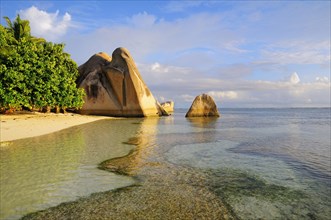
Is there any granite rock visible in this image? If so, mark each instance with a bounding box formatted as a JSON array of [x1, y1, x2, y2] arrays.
[[185, 94, 220, 117], [77, 47, 166, 117]]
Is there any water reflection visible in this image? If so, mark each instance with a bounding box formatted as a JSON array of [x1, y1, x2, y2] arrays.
[[0, 119, 145, 220], [100, 117, 160, 176], [2, 109, 330, 220], [186, 117, 219, 129], [24, 117, 233, 219]]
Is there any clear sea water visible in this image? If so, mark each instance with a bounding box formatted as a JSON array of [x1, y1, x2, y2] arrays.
[[0, 108, 330, 219]]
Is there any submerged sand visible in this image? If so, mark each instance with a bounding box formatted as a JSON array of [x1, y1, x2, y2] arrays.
[[21, 126, 236, 220], [0, 112, 111, 142], [22, 164, 234, 220], [1, 113, 235, 219]]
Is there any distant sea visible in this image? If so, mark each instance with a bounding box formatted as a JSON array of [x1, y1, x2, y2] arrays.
[[1, 108, 330, 219]]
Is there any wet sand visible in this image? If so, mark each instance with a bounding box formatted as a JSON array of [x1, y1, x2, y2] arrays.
[[0, 113, 111, 142]]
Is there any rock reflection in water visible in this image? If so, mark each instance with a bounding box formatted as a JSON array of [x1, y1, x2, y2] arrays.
[[186, 116, 219, 129], [100, 117, 160, 176], [23, 117, 234, 220]]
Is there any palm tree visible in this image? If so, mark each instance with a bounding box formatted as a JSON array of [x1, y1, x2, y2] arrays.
[[3, 15, 31, 41], [3, 15, 45, 43]]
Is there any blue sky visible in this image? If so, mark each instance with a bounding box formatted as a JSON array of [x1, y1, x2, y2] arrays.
[[1, 0, 330, 108]]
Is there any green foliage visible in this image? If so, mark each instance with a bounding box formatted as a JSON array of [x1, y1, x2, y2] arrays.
[[0, 15, 85, 113]]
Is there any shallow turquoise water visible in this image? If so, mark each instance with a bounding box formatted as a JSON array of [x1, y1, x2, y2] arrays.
[[0, 119, 140, 219], [163, 108, 331, 219], [1, 108, 330, 219]]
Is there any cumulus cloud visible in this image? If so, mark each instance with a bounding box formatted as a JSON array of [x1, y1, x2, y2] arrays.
[[137, 62, 190, 77], [315, 76, 330, 83], [137, 62, 191, 87], [289, 72, 300, 84], [151, 63, 163, 71], [153, 68, 329, 107], [137, 58, 331, 108], [136, 59, 328, 107], [240, 73, 330, 107], [57, 2, 329, 108], [207, 91, 239, 100], [19, 6, 72, 41]]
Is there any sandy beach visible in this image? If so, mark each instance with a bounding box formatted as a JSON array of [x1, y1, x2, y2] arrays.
[[0, 112, 111, 143]]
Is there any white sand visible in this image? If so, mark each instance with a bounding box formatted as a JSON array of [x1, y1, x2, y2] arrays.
[[0, 113, 111, 142]]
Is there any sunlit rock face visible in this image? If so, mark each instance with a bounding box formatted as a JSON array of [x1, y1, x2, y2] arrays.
[[185, 94, 220, 117], [161, 101, 174, 113], [77, 47, 166, 117]]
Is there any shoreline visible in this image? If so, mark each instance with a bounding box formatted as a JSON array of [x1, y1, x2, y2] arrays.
[[0, 112, 112, 143]]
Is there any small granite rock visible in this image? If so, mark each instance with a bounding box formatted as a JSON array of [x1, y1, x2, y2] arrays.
[[161, 101, 174, 113], [185, 94, 220, 117]]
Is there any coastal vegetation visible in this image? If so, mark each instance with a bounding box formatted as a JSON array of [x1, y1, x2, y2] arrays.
[[0, 15, 85, 113]]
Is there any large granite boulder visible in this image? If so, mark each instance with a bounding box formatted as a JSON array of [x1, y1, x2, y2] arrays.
[[77, 47, 167, 117], [185, 94, 220, 117]]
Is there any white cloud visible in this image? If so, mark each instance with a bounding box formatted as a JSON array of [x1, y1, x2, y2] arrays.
[[315, 76, 330, 83], [151, 62, 162, 71], [223, 40, 249, 54], [128, 11, 157, 27], [137, 60, 329, 107], [212, 63, 253, 79], [180, 94, 195, 102], [19, 6, 72, 41], [289, 72, 300, 84], [137, 62, 190, 77], [155, 69, 329, 107], [59, 3, 329, 108], [207, 91, 239, 100], [150, 62, 168, 73], [136, 59, 330, 107], [65, 11, 246, 65], [242, 73, 330, 107], [261, 40, 331, 65]]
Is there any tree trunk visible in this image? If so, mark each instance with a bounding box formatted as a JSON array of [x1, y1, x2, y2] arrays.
[[55, 106, 60, 114]]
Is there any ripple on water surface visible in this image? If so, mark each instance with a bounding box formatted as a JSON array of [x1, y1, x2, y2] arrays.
[[1, 109, 330, 220], [165, 139, 331, 219]]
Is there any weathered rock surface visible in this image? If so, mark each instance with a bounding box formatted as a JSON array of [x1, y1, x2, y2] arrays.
[[161, 101, 174, 113], [185, 94, 220, 117], [77, 47, 167, 117]]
